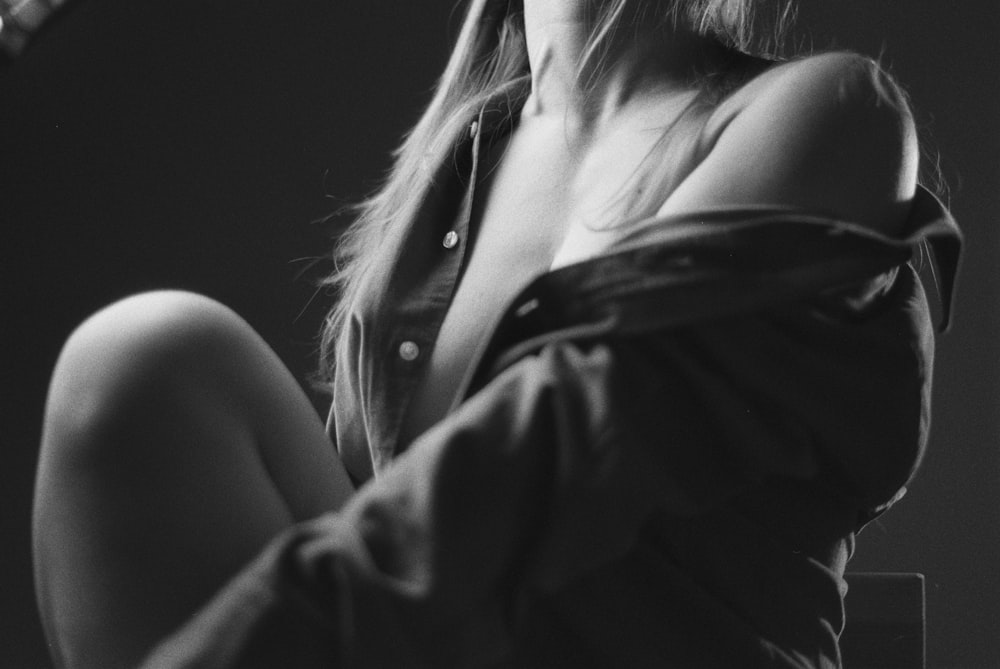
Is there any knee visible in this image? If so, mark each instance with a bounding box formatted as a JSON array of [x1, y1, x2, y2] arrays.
[[43, 290, 250, 447]]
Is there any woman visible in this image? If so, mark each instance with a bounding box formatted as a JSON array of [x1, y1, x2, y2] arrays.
[[33, 0, 960, 667]]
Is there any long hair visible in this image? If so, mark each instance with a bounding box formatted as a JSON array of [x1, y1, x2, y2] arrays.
[[318, 0, 792, 381]]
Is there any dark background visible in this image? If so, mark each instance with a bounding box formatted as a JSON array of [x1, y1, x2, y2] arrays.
[[1, 1, 996, 667]]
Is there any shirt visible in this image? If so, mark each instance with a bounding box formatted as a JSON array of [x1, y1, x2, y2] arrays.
[[141, 86, 961, 669]]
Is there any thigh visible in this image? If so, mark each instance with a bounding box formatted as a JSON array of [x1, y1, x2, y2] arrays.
[[34, 291, 352, 667]]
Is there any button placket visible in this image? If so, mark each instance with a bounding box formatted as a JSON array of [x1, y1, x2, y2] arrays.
[[459, 109, 486, 232], [439, 109, 485, 258]]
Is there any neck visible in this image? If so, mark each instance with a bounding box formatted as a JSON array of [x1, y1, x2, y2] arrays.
[[521, 0, 711, 127]]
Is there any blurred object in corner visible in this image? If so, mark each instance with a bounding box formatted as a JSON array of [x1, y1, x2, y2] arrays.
[[1, 0, 69, 61]]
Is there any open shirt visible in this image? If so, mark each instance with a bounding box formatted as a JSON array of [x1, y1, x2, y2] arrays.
[[142, 85, 961, 669]]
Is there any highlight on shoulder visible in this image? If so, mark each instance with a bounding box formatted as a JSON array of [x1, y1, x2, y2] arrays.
[[658, 50, 920, 235]]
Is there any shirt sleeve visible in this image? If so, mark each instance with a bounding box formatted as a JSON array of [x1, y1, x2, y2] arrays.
[[139, 267, 931, 668]]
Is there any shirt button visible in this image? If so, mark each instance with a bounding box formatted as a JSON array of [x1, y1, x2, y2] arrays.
[[442, 230, 459, 249], [398, 341, 420, 362], [515, 298, 539, 318], [469, 120, 479, 139]]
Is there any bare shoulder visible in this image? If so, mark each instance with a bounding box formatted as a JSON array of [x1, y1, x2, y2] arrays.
[[730, 50, 916, 138], [661, 51, 920, 233], [725, 51, 907, 109]]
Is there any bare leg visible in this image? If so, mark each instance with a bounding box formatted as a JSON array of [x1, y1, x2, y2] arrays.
[[33, 291, 354, 669]]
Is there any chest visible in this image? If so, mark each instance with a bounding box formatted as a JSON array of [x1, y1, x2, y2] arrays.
[[397, 116, 682, 444], [463, 115, 672, 299], [395, 87, 719, 443]]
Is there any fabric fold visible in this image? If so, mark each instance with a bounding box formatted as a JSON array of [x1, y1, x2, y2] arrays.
[[142, 197, 959, 668]]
